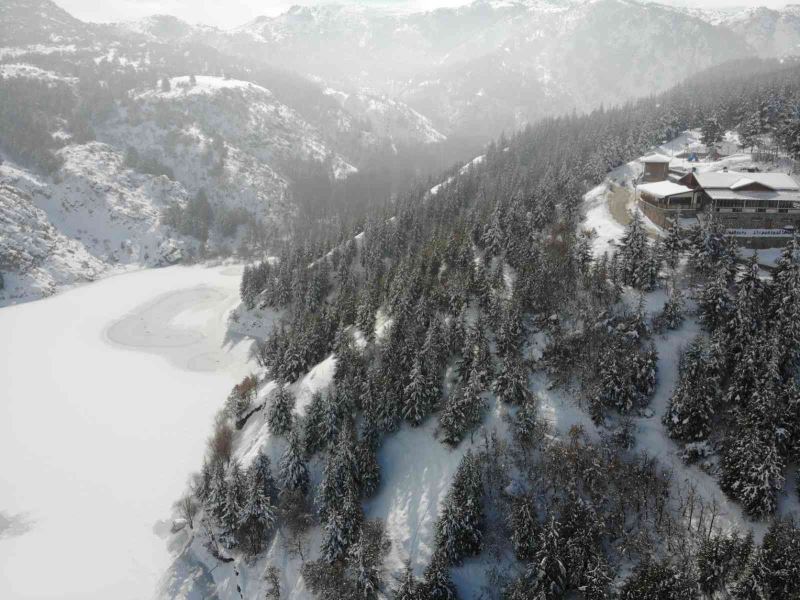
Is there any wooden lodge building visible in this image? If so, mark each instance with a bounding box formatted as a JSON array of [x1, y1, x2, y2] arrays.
[[636, 154, 800, 247]]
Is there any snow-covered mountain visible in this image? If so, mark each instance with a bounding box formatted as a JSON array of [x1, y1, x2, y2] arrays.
[[210, 0, 751, 136], [0, 1, 450, 305], [686, 4, 800, 58]]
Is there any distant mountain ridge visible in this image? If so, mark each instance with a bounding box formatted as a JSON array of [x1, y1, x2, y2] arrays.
[[112, 0, 774, 136]]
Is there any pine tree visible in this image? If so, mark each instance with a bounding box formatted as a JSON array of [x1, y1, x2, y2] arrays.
[[239, 457, 277, 554], [689, 218, 737, 277], [264, 565, 281, 600], [318, 426, 363, 563], [697, 272, 732, 332], [279, 428, 310, 496], [701, 116, 723, 149], [439, 369, 487, 447], [696, 531, 753, 597], [719, 410, 785, 517], [509, 495, 538, 561], [619, 558, 699, 599], [421, 553, 459, 600], [663, 338, 718, 441], [394, 562, 419, 600], [527, 516, 568, 598], [348, 520, 391, 600], [769, 237, 800, 375], [492, 353, 529, 405], [618, 212, 657, 290], [221, 460, 247, 547], [403, 356, 438, 426], [725, 253, 765, 365], [303, 391, 327, 456], [661, 218, 684, 270], [355, 415, 381, 498], [496, 300, 524, 358], [268, 384, 295, 437], [206, 459, 228, 522], [512, 396, 539, 447], [659, 283, 685, 330], [433, 452, 483, 565]]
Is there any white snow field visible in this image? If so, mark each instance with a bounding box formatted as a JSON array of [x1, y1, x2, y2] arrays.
[[0, 265, 255, 600]]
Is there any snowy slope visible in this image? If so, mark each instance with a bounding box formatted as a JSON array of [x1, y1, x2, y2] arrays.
[[322, 87, 447, 146], [0, 148, 191, 306]]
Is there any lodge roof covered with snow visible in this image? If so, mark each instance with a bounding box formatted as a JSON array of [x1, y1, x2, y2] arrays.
[[704, 189, 800, 203], [640, 153, 672, 164], [694, 171, 799, 191], [637, 181, 694, 198]]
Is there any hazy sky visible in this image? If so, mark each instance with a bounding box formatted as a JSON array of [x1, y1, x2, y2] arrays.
[[56, 0, 789, 29]]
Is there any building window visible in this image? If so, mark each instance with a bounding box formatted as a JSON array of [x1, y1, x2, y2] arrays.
[[779, 209, 789, 213], [756, 208, 766, 213], [732, 208, 742, 213]]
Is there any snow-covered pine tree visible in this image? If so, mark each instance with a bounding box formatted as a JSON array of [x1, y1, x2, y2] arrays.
[[394, 562, 419, 600], [403, 356, 438, 426], [482, 203, 505, 258], [302, 391, 327, 456], [421, 553, 459, 600], [496, 299, 524, 359], [663, 338, 718, 441], [688, 217, 737, 278], [661, 218, 684, 270], [719, 410, 785, 518], [348, 520, 391, 600], [769, 237, 800, 375], [318, 425, 363, 563], [320, 391, 342, 449], [509, 495, 538, 561], [701, 115, 723, 149], [470, 318, 494, 387], [697, 272, 732, 333], [618, 212, 657, 291], [206, 459, 228, 522], [422, 315, 449, 374], [433, 451, 484, 565], [221, 460, 247, 548], [722, 253, 765, 367], [439, 368, 487, 447], [592, 332, 657, 419], [696, 531, 753, 597], [239, 457, 277, 554], [279, 428, 310, 496], [738, 110, 763, 151], [512, 396, 540, 448], [264, 565, 281, 600], [492, 353, 529, 405], [619, 557, 699, 599], [527, 516, 568, 598], [659, 283, 685, 330], [268, 383, 295, 437]]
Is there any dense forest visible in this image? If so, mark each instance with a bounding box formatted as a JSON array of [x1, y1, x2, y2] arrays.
[[171, 57, 800, 599]]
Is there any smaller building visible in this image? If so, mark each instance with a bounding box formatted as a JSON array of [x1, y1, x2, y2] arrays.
[[640, 153, 672, 183], [636, 181, 697, 227]]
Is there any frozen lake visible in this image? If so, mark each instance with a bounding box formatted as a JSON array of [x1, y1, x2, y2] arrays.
[[0, 265, 254, 600]]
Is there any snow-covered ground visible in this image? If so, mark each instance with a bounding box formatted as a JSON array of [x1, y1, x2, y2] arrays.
[[0, 265, 256, 600]]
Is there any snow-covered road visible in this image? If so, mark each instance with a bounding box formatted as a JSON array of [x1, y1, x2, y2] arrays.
[[0, 265, 253, 600]]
